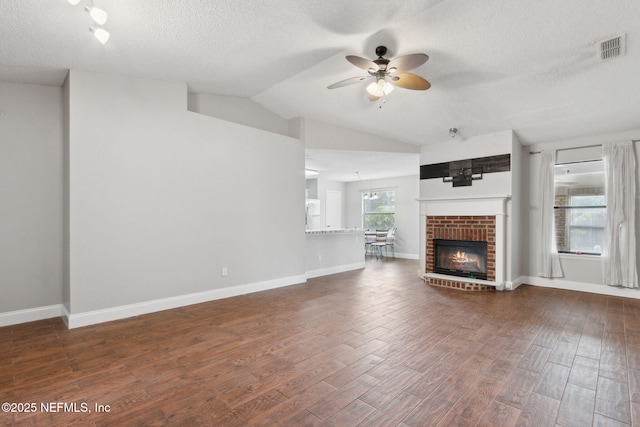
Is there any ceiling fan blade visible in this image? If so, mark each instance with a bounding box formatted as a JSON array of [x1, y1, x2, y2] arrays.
[[387, 53, 429, 73], [327, 75, 372, 89], [346, 55, 379, 72], [389, 73, 431, 90]]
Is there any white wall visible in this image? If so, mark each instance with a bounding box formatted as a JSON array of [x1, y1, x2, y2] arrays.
[[420, 130, 514, 199], [306, 178, 318, 199], [345, 175, 420, 259], [0, 81, 63, 313], [526, 129, 640, 298], [66, 70, 306, 321], [188, 93, 289, 136]]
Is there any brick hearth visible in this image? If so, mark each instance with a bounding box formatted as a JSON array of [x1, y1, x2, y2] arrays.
[[426, 215, 496, 291]]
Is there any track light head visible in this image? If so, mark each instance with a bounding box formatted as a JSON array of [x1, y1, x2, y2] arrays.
[[89, 27, 110, 44], [85, 5, 108, 25]]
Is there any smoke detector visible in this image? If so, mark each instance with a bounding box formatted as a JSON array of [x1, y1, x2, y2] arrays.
[[599, 34, 625, 61]]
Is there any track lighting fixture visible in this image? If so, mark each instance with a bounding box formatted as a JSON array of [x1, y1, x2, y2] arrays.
[[68, 1, 110, 44], [89, 26, 110, 44], [85, 5, 108, 25]]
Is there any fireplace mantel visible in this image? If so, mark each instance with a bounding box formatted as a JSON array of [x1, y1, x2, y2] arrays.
[[417, 195, 511, 217], [417, 195, 511, 290]]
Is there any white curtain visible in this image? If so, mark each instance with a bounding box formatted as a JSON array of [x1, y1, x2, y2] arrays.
[[602, 141, 638, 288], [537, 150, 564, 278]]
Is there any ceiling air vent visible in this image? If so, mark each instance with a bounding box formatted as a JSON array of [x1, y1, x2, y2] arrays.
[[599, 34, 625, 61]]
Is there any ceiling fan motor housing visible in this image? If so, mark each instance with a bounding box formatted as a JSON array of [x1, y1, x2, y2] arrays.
[[372, 58, 390, 73], [375, 46, 388, 57]]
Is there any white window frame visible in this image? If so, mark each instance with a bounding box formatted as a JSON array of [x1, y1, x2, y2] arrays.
[[554, 159, 606, 255], [362, 189, 395, 230]]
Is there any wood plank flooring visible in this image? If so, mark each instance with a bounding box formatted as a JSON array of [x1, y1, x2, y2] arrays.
[[2, 258, 640, 426]]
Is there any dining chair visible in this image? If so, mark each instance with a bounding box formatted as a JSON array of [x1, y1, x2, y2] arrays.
[[364, 230, 377, 255], [372, 227, 397, 258]]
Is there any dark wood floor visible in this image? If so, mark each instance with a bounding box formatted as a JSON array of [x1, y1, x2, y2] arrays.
[[2, 258, 640, 426]]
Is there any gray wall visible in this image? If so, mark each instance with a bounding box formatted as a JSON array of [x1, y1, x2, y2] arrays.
[[66, 70, 306, 315], [0, 81, 64, 312], [510, 132, 526, 281]]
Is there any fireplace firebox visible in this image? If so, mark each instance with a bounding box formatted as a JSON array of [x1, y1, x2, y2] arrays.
[[434, 239, 488, 280]]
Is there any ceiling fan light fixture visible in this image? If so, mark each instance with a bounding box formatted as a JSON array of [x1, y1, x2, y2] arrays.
[[384, 81, 394, 95], [329, 46, 429, 101], [365, 81, 378, 96], [366, 78, 393, 97]]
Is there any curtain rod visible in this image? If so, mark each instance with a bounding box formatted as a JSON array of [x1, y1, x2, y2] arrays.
[[529, 143, 602, 155], [529, 140, 639, 155]]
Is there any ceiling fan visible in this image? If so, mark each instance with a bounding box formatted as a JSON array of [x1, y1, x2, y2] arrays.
[[328, 46, 431, 101]]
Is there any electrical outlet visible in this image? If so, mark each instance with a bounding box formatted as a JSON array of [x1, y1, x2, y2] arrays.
[[221, 267, 228, 277]]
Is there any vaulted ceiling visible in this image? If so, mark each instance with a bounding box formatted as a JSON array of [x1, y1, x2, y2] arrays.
[[2, 0, 640, 146]]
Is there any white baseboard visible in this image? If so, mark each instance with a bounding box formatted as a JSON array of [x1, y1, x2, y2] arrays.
[[523, 276, 640, 299], [1, 263, 374, 329], [0, 304, 65, 327], [394, 252, 419, 260], [505, 276, 526, 291], [306, 262, 365, 279], [62, 305, 70, 328], [65, 274, 307, 329]]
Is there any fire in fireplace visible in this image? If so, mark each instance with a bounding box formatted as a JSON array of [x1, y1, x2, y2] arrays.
[[434, 239, 488, 280]]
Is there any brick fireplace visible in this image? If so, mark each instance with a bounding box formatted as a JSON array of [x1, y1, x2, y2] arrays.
[[418, 196, 509, 291], [426, 216, 496, 291]]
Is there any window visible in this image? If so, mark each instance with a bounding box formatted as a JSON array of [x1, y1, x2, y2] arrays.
[[554, 160, 605, 255], [362, 190, 395, 230]]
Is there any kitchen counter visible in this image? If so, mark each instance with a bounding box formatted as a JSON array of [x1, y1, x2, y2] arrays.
[[305, 229, 365, 278], [305, 228, 366, 235]]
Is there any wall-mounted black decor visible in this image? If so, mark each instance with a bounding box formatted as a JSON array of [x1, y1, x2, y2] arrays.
[[420, 153, 510, 187]]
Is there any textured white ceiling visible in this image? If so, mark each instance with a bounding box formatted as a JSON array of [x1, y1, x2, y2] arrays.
[[1, 0, 640, 146]]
